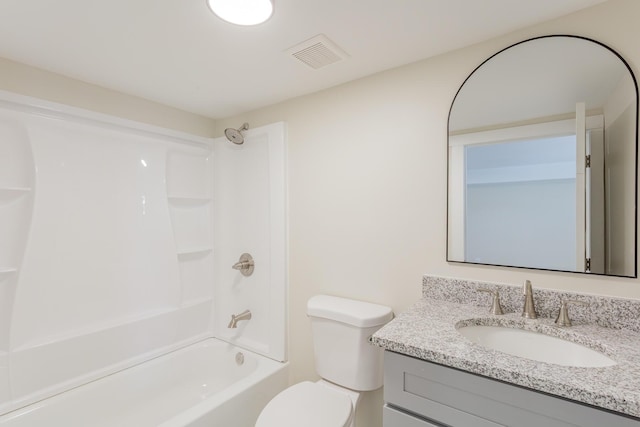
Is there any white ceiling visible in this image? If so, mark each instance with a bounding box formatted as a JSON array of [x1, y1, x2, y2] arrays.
[[0, 0, 607, 119]]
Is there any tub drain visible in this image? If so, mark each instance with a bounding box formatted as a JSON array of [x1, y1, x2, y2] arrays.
[[235, 352, 245, 365]]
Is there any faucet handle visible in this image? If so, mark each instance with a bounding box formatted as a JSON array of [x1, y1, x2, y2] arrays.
[[555, 299, 588, 327], [232, 253, 255, 277], [478, 288, 504, 315]]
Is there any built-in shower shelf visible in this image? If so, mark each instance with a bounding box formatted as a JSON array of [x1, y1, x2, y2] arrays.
[[167, 195, 211, 207], [181, 297, 213, 309], [0, 186, 31, 192], [177, 247, 213, 257], [0, 268, 18, 279], [0, 187, 32, 201]]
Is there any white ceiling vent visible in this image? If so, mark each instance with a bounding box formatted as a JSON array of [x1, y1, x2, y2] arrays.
[[286, 34, 349, 69]]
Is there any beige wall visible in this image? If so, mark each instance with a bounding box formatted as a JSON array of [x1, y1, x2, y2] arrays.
[[215, 1, 640, 425], [0, 57, 216, 137], [1, 0, 639, 426]]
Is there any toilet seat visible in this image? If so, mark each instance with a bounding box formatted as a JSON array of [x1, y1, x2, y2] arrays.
[[255, 381, 353, 427]]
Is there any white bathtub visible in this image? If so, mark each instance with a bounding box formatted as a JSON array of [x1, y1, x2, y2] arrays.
[[0, 338, 288, 427]]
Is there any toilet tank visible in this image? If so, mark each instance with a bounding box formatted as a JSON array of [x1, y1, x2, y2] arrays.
[[307, 295, 393, 391]]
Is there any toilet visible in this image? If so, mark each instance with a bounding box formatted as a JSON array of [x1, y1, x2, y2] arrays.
[[256, 294, 394, 427]]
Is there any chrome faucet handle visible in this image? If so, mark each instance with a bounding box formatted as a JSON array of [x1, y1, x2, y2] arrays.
[[478, 288, 504, 315], [555, 299, 588, 327], [522, 280, 537, 319]]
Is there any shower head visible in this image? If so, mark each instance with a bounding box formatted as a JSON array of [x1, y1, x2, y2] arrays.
[[224, 123, 249, 145]]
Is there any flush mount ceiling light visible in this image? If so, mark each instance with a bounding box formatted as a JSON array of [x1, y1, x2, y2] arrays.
[[206, 0, 274, 26]]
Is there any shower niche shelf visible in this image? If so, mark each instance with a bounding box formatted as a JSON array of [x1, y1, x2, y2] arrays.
[[0, 268, 17, 279], [169, 200, 212, 255], [176, 247, 213, 257], [0, 187, 31, 201], [167, 195, 211, 207], [166, 149, 214, 337], [181, 296, 213, 309]]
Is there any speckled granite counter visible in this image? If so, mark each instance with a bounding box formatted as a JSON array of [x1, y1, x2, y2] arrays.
[[371, 275, 640, 419]]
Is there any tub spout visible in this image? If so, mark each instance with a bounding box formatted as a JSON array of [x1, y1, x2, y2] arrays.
[[228, 310, 252, 328]]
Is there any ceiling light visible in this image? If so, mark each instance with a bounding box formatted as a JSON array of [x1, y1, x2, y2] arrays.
[[206, 0, 274, 26]]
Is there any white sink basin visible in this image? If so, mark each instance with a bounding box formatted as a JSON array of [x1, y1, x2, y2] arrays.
[[457, 325, 616, 367]]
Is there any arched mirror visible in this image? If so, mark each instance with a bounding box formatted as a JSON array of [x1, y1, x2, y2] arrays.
[[447, 35, 638, 277]]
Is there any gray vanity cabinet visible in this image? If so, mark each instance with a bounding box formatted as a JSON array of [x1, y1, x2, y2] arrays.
[[383, 351, 640, 427]]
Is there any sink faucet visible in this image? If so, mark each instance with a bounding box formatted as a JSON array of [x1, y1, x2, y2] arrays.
[[228, 309, 252, 328], [555, 299, 589, 327], [522, 280, 537, 319], [478, 288, 504, 315]]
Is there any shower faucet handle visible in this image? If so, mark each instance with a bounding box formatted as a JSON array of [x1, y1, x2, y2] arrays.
[[232, 253, 254, 276]]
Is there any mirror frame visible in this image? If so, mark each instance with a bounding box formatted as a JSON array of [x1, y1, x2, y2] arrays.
[[446, 35, 639, 278]]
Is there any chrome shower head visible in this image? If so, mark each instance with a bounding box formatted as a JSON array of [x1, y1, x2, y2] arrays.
[[224, 123, 249, 145]]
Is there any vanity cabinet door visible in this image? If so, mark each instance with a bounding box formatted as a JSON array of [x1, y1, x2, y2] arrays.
[[384, 351, 640, 427], [384, 405, 444, 427]]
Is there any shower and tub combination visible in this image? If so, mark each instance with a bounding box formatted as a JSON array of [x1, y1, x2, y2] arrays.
[[0, 91, 287, 425]]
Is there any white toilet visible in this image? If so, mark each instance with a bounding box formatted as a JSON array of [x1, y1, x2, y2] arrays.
[[256, 294, 394, 427]]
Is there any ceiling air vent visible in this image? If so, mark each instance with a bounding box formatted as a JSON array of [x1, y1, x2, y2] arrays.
[[286, 34, 348, 69]]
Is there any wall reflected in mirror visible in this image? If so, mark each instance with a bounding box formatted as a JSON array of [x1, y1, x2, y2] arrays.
[[447, 36, 637, 277]]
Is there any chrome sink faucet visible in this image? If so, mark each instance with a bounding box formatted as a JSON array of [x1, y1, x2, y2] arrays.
[[522, 280, 537, 319]]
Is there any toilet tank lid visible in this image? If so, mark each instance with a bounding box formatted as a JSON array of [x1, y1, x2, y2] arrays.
[[307, 295, 393, 327]]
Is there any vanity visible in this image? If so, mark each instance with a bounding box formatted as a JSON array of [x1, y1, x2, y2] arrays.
[[371, 276, 640, 427]]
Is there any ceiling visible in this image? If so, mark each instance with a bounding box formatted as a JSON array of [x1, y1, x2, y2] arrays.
[[0, 0, 608, 119]]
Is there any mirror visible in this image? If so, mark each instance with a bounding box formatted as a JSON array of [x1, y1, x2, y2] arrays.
[[447, 36, 638, 277]]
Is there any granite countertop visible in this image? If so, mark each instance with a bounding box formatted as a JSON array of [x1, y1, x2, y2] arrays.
[[371, 276, 640, 419]]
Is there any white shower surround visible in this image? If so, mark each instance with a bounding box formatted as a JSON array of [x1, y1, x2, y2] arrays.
[[0, 91, 287, 416], [212, 123, 287, 361]]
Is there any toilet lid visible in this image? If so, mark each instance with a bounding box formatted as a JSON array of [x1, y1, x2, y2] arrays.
[[255, 381, 353, 427]]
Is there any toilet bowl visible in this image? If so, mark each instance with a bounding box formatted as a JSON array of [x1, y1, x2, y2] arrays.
[[256, 380, 355, 427], [255, 295, 393, 427]]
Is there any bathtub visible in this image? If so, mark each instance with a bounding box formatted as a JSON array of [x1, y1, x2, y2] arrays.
[[0, 338, 289, 427]]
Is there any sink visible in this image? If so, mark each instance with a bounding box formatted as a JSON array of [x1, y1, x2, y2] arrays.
[[457, 325, 616, 367]]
